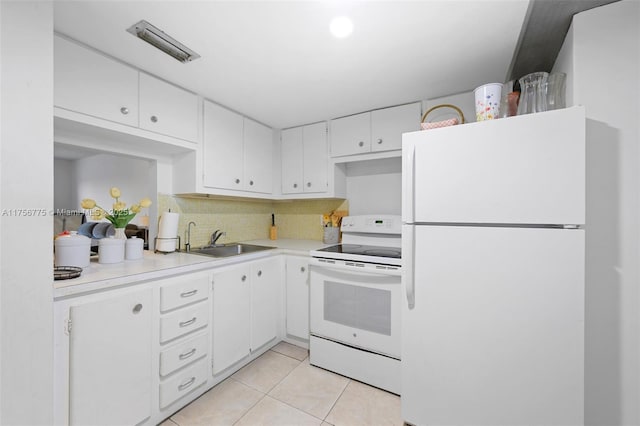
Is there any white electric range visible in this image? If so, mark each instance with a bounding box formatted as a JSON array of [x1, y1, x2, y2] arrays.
[[309, 215, 402, 394]]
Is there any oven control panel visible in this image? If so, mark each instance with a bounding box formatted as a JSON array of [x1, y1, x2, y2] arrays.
[[340, 215, 401, 234]]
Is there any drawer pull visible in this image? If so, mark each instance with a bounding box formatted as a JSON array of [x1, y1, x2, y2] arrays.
[[180, 289, 198, 298], [178, 348, 197, 360], [178, 376, 196, 391], [179, 317, 197, 328]]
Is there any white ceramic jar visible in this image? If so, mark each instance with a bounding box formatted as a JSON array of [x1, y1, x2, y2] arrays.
[[54, 231, 91, 268], [98, 237, 125, 264], [125, 236, 144, 260]]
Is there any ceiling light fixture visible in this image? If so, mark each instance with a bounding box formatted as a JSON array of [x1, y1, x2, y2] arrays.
[[126, 20, 200, 63], [330, 16, 353, 38]]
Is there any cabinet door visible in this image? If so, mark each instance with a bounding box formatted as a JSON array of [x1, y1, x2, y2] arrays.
[[330, 112, 371, 157], [250, 257, 280, 350], [243, 118, 274, 194], [303, 122, 328, 193], [281, 127, 304, 194], [212, 264, 251, 375], [371, 102, 421, 152], [285, 256, 310, 340], [54, 35, 138, 127], [139, 73, 199, 142], [203, 101, 244, 191], [68, 287, 152, 426]]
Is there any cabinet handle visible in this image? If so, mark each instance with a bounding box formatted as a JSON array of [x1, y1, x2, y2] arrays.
[[180, 289, 198, 298], [293, 183, 298, 188], [358, 141, 364, 147], [300, 267, 306, 273], [241, 275, 247, 282], [306, 182, 312, 188], [235, 178, 241, 184], [178, 348, 197, 360], [257, 270, 262, 277], [132, 303, 143, 314], [179, 317, 197, 328], [150, 115, 158, 123], [377, 138, 383, 144], [249, 180, 254, 186], [178, 376, 196, 391], [120, 107, 129, 115]]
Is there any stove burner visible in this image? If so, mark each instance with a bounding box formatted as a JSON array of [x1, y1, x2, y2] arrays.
[[316, 244, 401, 259], [362, 248, 401, 258]]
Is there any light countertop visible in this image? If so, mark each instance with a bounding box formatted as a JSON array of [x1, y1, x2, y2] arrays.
[[54, 238, 330, 299]]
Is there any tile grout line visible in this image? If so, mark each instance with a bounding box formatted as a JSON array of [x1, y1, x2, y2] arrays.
[[321, 378, 351, 423]]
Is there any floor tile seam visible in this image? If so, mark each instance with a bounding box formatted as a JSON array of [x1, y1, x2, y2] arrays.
[[269, 347, 309, 362], [260, 393, 327, 424], [165, 418, 180, 426], [321, 377, 352, 422], [231, 392, 270, 426]]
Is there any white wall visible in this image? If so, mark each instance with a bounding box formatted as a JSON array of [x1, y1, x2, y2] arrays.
[[0, 1, 53, 423], [554, 1, 640, 424], [54, 158, 76, 211], [345, 157, 401, 216]]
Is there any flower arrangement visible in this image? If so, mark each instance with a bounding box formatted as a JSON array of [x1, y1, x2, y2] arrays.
[[322, 211, 344, 228], [81, 187, 152, 228]]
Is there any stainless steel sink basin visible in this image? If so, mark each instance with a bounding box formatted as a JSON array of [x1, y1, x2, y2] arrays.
[[192, 243, 275, 258]]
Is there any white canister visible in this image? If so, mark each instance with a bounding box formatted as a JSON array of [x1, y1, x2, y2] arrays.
[[125, 236, 144, 260], [99, 237, 125, 264], [54, 231, 91, 268]]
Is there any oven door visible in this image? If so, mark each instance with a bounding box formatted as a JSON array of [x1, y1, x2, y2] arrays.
[[309, 261, 401, 359]]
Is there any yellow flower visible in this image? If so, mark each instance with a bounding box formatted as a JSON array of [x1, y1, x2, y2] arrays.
[[113, 201, 127, 211], [110, 187, 121, 199], [91, 208, 106, 220], [139, 197, 152, 208], [81, 198, 96, 209], [131, 204, 141, 213]]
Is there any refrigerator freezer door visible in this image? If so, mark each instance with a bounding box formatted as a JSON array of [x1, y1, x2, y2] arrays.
[[402, 107, 585, 225], [402, 225, 584, 425]]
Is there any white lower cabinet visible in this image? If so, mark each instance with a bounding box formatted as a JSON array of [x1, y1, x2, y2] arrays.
[[156, 272, 211, 415], [285, 255, 310, 340], [212, 257, 281, 376], [66, 287, 153, 426]]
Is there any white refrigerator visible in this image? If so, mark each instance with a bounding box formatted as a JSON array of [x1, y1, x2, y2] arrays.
[[401, 107, 585, 425]]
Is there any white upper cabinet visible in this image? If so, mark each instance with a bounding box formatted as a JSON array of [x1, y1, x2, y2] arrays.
[[243, 118, 274, 194], [330, 112, 371, 157], [139, 73, 199, 142], [54, 34, 199, 144], [202, 100, 273, 194], [55, 35, 139, 127], [281, 122, 328, 195], [330, 102, 421, 157], [203, 100, 244, 190]]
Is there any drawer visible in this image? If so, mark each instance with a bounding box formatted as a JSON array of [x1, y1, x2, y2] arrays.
[[160, 302, 208, 343], [160, 332, 208, 377], [159, 357, 208, 409], [160, 273, 210, 312]]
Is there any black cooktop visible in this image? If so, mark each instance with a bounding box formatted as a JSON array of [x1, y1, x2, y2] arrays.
[[317, 244, 401, 259]]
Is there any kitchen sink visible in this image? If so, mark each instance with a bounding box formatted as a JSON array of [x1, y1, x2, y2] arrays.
[[192, 243, 275, 258]]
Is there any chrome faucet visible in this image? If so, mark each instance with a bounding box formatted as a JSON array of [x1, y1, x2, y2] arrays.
[[210, 229, 226, 247], [185, 221, 196, 252]]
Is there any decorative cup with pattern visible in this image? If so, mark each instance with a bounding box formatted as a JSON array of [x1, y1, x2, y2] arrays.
[[474, 83, 502, 121]]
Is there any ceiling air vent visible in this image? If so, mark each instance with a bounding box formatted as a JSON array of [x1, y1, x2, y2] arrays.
[[126, 20, 200, 63]]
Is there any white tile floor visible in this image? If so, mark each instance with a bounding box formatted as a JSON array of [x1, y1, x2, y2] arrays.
[[161, 342, 403, 426]]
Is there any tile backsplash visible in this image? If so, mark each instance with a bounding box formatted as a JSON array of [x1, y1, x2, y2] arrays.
[[158, 194, 348, 248]]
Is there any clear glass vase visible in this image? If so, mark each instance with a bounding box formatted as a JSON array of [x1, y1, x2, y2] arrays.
[[517, 72, 548, 115], [114, 227, 127, 240], [545, 72, 566, 110]]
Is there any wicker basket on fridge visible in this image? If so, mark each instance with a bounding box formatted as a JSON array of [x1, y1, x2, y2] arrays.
[[420, 104, 465, 130]]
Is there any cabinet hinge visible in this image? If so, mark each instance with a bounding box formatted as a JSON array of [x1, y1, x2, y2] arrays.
[[65, 317, 72, 335]]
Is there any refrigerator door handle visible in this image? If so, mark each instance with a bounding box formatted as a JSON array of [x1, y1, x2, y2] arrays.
[[402, 142, 415, 223], [403, 225, 415, 309]]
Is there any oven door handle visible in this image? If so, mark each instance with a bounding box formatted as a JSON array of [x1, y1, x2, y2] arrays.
[[309, 262, 401, 283]]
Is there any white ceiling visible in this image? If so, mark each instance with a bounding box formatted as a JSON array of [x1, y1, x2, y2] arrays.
[[53, 1, 530, 129]]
